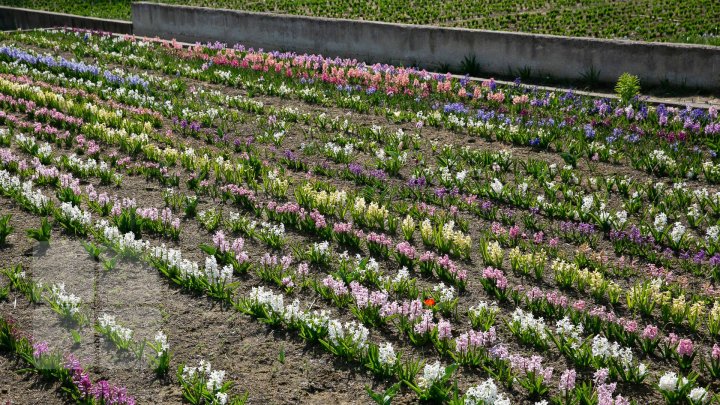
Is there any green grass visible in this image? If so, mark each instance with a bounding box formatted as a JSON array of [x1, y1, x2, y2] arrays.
[[2, 0, 718, 46]]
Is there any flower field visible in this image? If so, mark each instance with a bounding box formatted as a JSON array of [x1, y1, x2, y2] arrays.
[[1, 0, 719, 45], [0, 28, 719, 404]]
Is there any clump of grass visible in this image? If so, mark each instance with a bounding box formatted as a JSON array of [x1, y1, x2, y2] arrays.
[[459, 54, 481, 76], [580, 66, 601, 87], [0, 214, 13, 245], [26, 218, 52, 244], [516, 65, 533, 81]]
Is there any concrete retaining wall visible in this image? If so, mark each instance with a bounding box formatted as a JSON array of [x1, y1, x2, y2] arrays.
[[132, 2, 720, 90], [0, 6, 131, 34]]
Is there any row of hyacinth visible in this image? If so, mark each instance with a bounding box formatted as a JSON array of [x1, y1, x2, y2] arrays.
[[0, 316, 135, 404], [5, 41, 720, 274], [5, 90, 720, 356], [101, 183, 720, 400], [0, 45, 149, 89], [5, 76, 720, 362], [1, 151, 696, 404], [7, 28, 712, 185], [7, 187, 720, 404], [0, 161, 596, 400], [46, 29, 719, 153], [8, 26, 714, 403]]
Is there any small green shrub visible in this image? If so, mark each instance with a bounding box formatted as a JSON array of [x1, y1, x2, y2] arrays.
[[614, 72, 640, 104]]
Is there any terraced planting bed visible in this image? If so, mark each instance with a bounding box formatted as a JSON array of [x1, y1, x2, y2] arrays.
[[1, 0, 719, 45], [0, 28, 719, 404]]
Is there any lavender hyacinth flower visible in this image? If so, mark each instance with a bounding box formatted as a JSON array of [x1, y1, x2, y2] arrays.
[[348, 163, 363, 176]]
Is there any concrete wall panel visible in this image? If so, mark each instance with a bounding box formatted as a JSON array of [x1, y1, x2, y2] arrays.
[[132, 2, 719, 89], [1, 6, 132, 34]]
